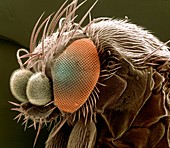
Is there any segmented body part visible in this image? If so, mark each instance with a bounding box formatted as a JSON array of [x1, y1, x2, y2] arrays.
[[45, 122, 72, 148], [10, 101, 59, 128], [10, 69, 33, 102], [67, 118, 97, 148], [26, 72, 52, 106], [87, 19, 170, 147], [10, 101, 60, 147], [85, 19, 170, 66], [9, 0, 170, 147]]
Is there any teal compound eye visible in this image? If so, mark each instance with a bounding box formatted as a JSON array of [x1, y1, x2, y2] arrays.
[[51, 38, 100, 113], [10, 69, 33, 102], [26, 72, 52, 106]]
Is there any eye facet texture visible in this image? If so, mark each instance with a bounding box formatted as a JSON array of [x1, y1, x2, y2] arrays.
[[51, 38, 100, 113], [10, 69, 33, 102], [26, 72, 52, 106]]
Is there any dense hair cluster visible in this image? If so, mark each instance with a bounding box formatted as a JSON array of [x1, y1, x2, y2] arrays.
[[9, 0, 170, 147]]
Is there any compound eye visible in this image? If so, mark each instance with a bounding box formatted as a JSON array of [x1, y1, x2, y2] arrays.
[[51, 38, 100, 113], [10, 69, 33, 102], [26, 72, 52, 106]]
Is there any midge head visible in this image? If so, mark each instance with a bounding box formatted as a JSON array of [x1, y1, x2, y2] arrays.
[[9, 0, 102, 146], [10, 0, 101, 115], [9, 0, 170, 147]]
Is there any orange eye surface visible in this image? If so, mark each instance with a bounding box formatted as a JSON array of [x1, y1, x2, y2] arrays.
[[51, 38, 100, 113]]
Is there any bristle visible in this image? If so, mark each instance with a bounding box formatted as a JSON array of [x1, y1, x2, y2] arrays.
[[30, 13, 45, 52], [48, 0, 77, 35], [46, 117, 68, 143], [22, 117, 29, 131], [71, 0, 98, 38], [55, 0, 87, 45], [25, 57, 41, 69], [9, 101, 20, 106], [33, 120, 37, 130], [67, 0, 77, 21], [42, 15, 52, 52], [16, 48, 29, 69], [41, 15, 52, 74], [11, 107, 21, 112], [143, 39, 170, 62], [97, 81, 106, 87], [70, 0, 78, 20], [91, 87, 99, 105], [81, 105, 86, 119], [32, 14, 52, 53], [20, 52, 38, 59], [72, 112, 76, 123], [33, 120, 42, 148], [88, 12, 92, 24], [84, 102, 89, 124], [47, 0, 69, 35], [84, 17, 111, 33], [14, 113, 22, 123], [45, 101, 54, 107]]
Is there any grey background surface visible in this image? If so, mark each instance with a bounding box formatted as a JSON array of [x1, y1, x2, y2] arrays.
[[0, 0, 170, 147]]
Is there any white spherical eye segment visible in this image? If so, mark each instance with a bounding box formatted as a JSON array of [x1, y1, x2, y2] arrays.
[[26, 72, 52, 106], [10, 69, 33, 102]]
